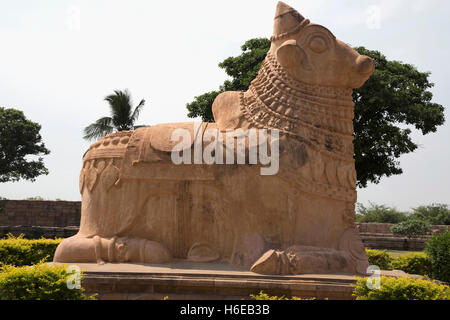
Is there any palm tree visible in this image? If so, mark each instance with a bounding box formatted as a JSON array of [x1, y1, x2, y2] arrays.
[[83, 89, 146, 141]]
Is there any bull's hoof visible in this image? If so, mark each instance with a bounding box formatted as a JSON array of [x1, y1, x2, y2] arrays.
[[250, 250, 293, 275], [250, 246, 358, 275]]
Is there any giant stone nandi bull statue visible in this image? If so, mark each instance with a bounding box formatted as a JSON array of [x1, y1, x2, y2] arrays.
[[54, 2, 375, 275]]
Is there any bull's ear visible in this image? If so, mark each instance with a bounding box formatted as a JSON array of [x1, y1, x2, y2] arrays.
[[276, 39, 312, 71]]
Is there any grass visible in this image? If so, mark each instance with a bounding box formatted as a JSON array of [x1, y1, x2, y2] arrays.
[[386, 250, 424, 258]]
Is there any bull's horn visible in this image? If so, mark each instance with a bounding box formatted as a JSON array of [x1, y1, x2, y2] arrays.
[[275, 1, 298, 19], [273, 2, 309, 41]]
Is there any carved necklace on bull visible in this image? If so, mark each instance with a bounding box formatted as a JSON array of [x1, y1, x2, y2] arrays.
[[239, 18, 356, 162]]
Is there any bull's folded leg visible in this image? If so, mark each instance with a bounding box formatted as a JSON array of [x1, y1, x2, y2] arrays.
[[250, 245, 358, 275], [53, 235, 172, 264], [113, 237, 172, 264], [53, 236, 102, 263]]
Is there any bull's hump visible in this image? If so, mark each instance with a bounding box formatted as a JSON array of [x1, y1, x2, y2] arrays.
[[146, 122, 206, 153], [212, 91, 245, 131]]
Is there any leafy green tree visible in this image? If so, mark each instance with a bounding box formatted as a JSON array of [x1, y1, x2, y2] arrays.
[[0, 108, 50, 183], [187, 91, 222, 122], [356, 202, 408, 224], [186, 38, 445, 188], [353, 47, 445, 187], [391, 219, 432, 239], [187, 38, 271, 120], [219, 38, 272, 92], [83, 89, 146, 141], [409, 204, 450, 226]]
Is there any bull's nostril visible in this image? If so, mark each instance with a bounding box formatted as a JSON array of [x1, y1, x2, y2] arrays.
[[357, 56, 375, 74]]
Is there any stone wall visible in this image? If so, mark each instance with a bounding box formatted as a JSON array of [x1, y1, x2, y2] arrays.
[[356, 222, 448, 251], [0, 200, 81, 228], [0, 201, 448, 246]]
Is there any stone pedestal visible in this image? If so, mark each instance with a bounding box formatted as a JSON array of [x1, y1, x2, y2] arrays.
[[61, 261, 359, 300]]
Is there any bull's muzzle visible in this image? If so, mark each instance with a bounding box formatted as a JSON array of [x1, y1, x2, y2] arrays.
[[356, 55, 375, 75]]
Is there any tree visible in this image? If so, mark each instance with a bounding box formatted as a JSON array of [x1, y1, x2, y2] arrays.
[[186, 38, 445, 187], [83, 89, 146, 141], [391, 220, 432, 239], [187, 38, 271, 120], [409, 204, 450, 226], [0, 108, 50, 183], [187, 91, 222, 122], [353, 47, 445, 187], [356, 202, 408, 224], [187, 39, 272, 120]]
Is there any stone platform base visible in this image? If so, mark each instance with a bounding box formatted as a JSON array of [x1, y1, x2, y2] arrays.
[[59, 261, 360, 300]]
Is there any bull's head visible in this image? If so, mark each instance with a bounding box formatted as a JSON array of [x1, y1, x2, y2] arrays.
[[271, 2, 375, 88]]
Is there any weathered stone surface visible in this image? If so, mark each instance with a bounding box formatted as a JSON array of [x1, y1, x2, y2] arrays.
[[55, 262, 359, 300], [54, 2, 376, 276], [54, 261, 433, 300]]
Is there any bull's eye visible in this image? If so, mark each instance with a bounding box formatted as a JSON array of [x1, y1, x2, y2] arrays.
[[309, 36, 327, 53]]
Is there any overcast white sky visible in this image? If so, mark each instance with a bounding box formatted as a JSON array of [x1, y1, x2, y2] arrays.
[[0, 0, 449, 212]]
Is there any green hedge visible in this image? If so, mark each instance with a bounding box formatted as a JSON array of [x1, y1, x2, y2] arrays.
[[391, 220, 431, 238], [0, 234, 62, 267], [425, 230, 450, 283], [390, 252, 432, 277], [365, 249, 432, 277], [366, 249, 393, 270], [0, 263, 96, 300], [353, 276, 450, 300], [250, 291, 315, 300]]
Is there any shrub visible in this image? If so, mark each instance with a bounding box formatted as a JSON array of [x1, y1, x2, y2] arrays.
[[390, 252, 432, 276], [409, 204, 450, 226], [391, 220, 431, 239], [0, 263, 96, 300], [0, 234, 62, 267], [356, 202, 408, 224], [353, 276, 450, 300], [366, 249, 392, 270], [250, 291, 315, 300], [24, 196, 45, 201], [425, 230, 450, 283]]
